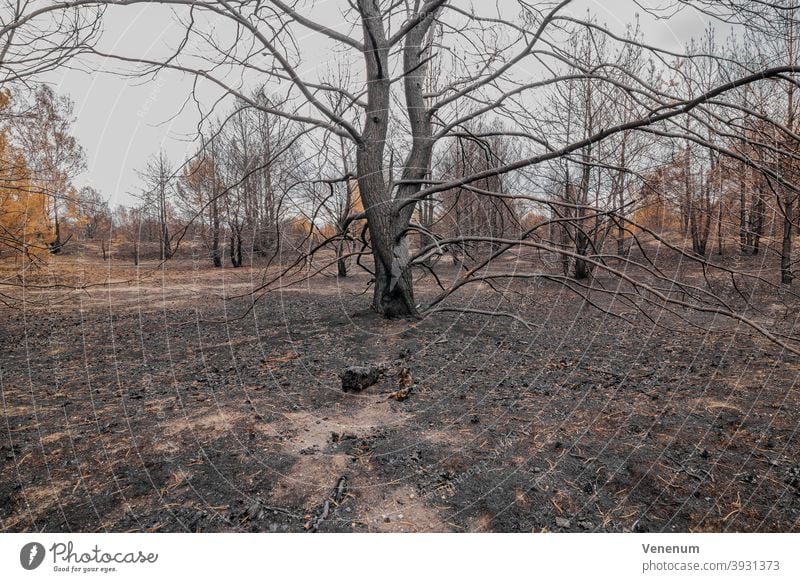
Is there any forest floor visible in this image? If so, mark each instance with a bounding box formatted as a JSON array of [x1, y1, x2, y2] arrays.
[[1, 247, 800, 533]]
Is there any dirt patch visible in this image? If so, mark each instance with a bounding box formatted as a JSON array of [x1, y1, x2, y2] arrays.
[[162, 411, 245, 438], [357, 485, 452, 532]]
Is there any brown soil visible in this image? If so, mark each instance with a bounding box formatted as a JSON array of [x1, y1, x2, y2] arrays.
[[1, 250, 799, 532]]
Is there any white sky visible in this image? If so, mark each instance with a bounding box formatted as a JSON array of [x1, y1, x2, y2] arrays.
[[39, 0, 718, 208]]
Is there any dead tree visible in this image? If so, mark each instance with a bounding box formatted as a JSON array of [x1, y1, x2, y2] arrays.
[[28, 0, 800, 352], [138, 151, 174, 261]]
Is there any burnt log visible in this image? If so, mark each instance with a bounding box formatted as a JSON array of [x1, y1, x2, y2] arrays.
[[340, 364, 386, 393]]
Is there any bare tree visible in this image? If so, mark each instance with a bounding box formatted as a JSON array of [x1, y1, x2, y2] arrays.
[[72, 185, 111, 257], [178, 136, 225, 267], [137, 151, 174, 261], [21, 0, 800, 353], [437, 122, 521, 266], [112, 204, 143, 265], [10, 85, 85, 253], [0, 0, 102, 87]]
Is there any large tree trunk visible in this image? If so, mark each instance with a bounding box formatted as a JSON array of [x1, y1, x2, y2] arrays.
[[355, 0, 407, 317], [354, 0, 437, 319], [371, 247, 416, 317], [358, 213, 419, 320]]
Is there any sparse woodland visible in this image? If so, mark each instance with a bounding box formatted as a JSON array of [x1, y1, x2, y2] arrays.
[[2, 1, 800, 533]]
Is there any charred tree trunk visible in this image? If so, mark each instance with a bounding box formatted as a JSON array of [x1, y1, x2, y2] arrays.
[[782, 194, 794, 285], [560, 218, 571, 277], [160, 222, 171, 261], [751, 186, 765, 255], [355, 0, 410, 317], [739, 171, 748, 254], [419, 197, 435, 266], [371, 244, 416, 318], [574, 226, 590, 279], [616, 176, 626, 257], [211, 197, 221, 268], [689, 174, 713, 257], [573, 150, 592, 280], [354, 0, 438, 319], [51, 205, 62, 254], [336, 233, 347, 278], [782, 65, 796, 283], [230, 231, 243, 268]]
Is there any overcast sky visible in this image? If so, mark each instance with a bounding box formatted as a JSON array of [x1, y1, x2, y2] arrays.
[[39, 0, 720, 208]]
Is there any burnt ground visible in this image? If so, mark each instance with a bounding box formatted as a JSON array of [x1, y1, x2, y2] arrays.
[[1, 250, 800, 533]]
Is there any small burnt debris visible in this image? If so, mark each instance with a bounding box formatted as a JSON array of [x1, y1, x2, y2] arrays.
[[340, 364, 387, 393]]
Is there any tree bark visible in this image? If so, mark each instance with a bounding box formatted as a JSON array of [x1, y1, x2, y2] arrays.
[[51, 205, 62, 254], [336, 235, 347, 278], [211, 196, 221, 268], [230, 231, 243, 268], [751, 185, 764, 255], [354, 0, 437, 319], [161, 221, 171, 261], [782, 194, 794, 285], [574, 149, 592, 280], [739, 169, 748, 254]]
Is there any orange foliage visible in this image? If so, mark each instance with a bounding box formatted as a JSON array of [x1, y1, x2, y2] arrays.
[[348, 178, 364, 213], [631, 200, 681, 233], [0, 91, 53, 257], [317, 222, 337, 239], [285, 216, 314, 237]]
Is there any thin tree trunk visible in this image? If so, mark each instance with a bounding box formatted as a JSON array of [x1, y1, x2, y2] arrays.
[[211, 197, 221, 268], [161, 222, 170, 261], [752, 185, 764, 255], [782, 194, 794, 285], [739, 170, 748, 254], [616, 182, 626, 256], [336, 233, 347, 278], [51, 205, 62, 254], [230, 231, 243, 268], [574, 151, 591, 280], [232, 235, 238, 268]]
